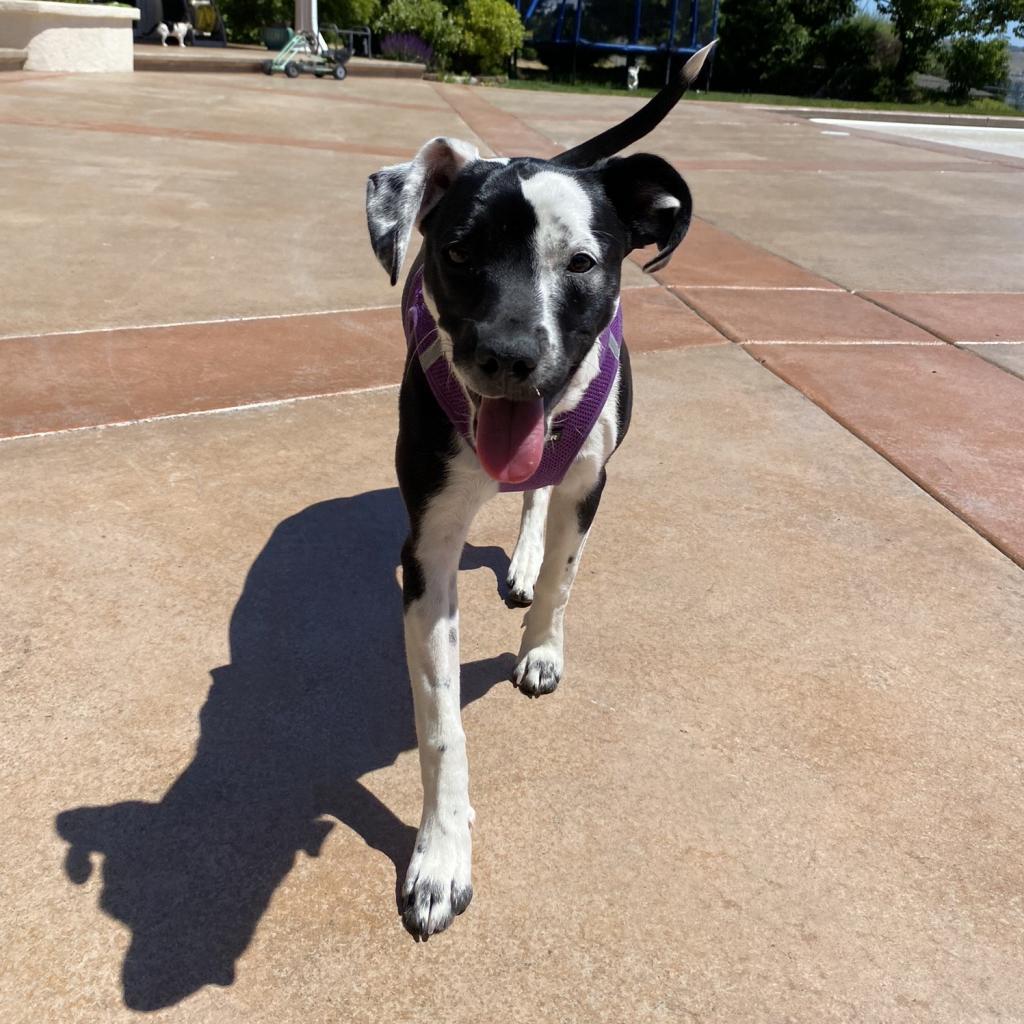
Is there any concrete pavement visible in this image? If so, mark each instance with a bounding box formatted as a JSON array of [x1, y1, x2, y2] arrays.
[[2, 70, 1023, 1022]]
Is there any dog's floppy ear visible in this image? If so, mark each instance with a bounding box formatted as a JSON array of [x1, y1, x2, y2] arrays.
[[366, 136, 480, 286], [599, 154, 693, 273]]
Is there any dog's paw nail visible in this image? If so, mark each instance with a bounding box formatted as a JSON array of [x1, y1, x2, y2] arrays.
[[402, 826, 472, 939], [512, 648, 562, 697], [506, 585, 533, 607]]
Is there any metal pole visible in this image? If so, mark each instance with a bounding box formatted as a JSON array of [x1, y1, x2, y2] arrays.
[[295, 0, 317, 35], [664, 0, 679, 85], [554, 0, 568, 43], [571, 0, 584, 84], [572, 0, 584, 46]]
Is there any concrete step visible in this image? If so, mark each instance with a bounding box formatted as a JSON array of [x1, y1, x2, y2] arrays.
[[133, 46, 424, 79], [346, 55, 424, 79], [0, 47, 27, 72], [134, 48, 263, 73]]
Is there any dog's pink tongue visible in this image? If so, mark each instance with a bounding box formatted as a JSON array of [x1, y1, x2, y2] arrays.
[[476, 397, 546, 484]]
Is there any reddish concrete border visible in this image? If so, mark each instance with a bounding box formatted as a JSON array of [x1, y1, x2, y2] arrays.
[[860, 292, 1024, 344], [0, 114, 415, 159], [0, 288, 726, 440], [213, 78, 445, 114], [747, 343, 1024, 568], [0, 307, 406, 439], [646, 221, 842, 290], [678, 288, 940, 346], [620, 287, 728, 350], [431, 82, 559, 158]]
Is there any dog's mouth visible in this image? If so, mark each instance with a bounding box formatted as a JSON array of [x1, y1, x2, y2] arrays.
[[463, 359, 586, 485], [473, 395, 546, 485]]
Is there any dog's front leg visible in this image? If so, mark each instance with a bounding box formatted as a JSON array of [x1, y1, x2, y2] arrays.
[[512, 466, 606, 697], [399, 477, 487, 938], [506, 486, 551, 606]]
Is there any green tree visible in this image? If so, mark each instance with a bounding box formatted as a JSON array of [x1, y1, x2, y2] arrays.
[[716, 0, 810, 92], [964, 0, 1024, 37], [817, 14, 900, 99], [875, 0, 959, 96], [878, 0, 1023, 98], [217, 0, 290, 42], [715, 0, 854, 93], [458, 0, 525, 74], [942, 35, 1010, 100], [321, 0, 380, 27]]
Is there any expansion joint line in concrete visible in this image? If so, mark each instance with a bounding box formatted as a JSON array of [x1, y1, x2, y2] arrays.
[[0, 114, 415, 160], [741, 345, 1024, 571], [0, 383, 401, 444]]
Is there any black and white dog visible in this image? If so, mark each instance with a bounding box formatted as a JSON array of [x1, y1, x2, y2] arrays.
[[365, 41, 715, 939]]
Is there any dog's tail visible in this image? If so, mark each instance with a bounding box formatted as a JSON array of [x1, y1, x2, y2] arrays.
[[550, 39, 717, 169]]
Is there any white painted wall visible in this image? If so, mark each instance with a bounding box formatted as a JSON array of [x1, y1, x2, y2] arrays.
[[0, 0, 139, 72]]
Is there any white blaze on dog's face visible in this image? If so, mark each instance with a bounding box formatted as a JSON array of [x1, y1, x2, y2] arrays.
[[367, 141, 692, 404], [366, 138, 693, 483], [518, 169, 602, 388]]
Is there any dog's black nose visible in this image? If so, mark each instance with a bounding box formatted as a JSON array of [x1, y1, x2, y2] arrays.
[[474, 329, 543, 382], [475, 346, 536, 381]]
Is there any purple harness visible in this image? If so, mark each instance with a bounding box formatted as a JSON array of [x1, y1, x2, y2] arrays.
[[403, 267, 623, 493]]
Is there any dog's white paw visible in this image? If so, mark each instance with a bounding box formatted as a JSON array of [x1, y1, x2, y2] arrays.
[[507, 544, 542, 607], [512, 641, 563, 697], [401, 816, 473, 939]]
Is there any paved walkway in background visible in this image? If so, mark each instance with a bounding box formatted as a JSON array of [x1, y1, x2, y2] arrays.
[[1, 71, 1023, 1023], [3, 72, 1023, 566], [813, 117, 1024, 160]]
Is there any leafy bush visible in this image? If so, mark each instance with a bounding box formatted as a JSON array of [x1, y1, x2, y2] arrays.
[[381, 31, 433, 64], [711, 0, 907, 100], [715, 0, 812, 92], [942, 35, 1010, 101], [817, 15, 899, 99], [218, 0, 291, 43], [374, 0, 463, 68], [457, 0, 525, 75], [321, 0, 380, 27]]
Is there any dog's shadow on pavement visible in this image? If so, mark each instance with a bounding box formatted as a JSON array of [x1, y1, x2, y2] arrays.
[[54, 487, 513, 1012]]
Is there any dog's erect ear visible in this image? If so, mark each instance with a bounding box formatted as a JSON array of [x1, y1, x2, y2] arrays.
[[366, 137, 480, 286], [599, 154, 693, 273]]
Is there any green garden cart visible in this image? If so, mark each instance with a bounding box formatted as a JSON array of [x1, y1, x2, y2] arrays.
[[262, 26, 351, 80]]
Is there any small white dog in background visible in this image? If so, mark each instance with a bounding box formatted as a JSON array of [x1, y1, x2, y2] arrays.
[[156, 21, 190, 46]]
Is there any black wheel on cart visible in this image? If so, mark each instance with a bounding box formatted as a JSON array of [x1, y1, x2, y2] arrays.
[[284, 61, 300, 78], [262, 60, 273, 75], [332, 63, 347, 80]]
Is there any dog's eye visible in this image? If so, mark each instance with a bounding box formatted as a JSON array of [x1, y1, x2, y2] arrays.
[[447, 246, 469, 266], [567, 253, 595, 274]]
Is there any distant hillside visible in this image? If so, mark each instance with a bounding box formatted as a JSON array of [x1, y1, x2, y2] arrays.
[[1011, 47, 1024, 79]]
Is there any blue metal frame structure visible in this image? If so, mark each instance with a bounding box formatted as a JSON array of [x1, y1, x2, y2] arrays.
[[516, 0, 718, 59]]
